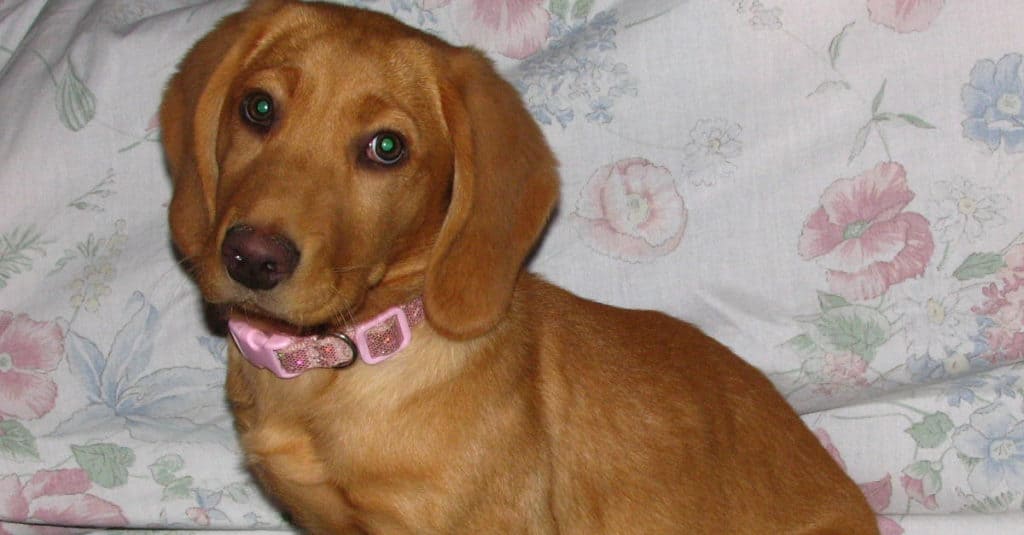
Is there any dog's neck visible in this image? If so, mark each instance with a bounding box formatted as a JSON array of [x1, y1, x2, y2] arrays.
[[228, 296, 425, 379]]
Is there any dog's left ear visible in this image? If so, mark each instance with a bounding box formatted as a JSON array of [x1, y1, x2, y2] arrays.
[[161, 0, 287, 260], [424, 49, 559, 340]]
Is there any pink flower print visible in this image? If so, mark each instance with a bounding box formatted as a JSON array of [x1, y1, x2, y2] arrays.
[[146, 112, 160, 133], [986, 329, 1024, 363], [0, 469, 127, 532], [972, 243, 1024, 363], [814, 429, 900, 534], [901, 460, 942, 511], [815, 352, 870, 396], [858, 474, 906, 534], [877, 514, 904, 535], [0, 312, 64, 420], [573, 158, 687, 263], [812, 428, 847, 470], [799, 162, 934, 301], [867, 0, 944, 33], [859, 473, 892, 512], [448, 0, 551, 59]]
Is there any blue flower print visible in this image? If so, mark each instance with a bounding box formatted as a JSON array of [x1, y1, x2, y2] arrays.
[[53, 292, 234, 446], [943, 376, 986, 407], [991, 375, 1020, 400], [962, 53, 1024, 153], [351, 0, 438, 29], [513, 10, 637, 127], [187, 489, 231, 526], [952, 403, 1024, 495]]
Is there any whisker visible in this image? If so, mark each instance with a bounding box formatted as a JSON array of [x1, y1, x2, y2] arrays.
[[326, 278, 356, 329], [328, 263, 374, 276]]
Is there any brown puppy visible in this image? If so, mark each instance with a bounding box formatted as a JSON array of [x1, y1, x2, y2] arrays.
[[161, 1, 879, 533]]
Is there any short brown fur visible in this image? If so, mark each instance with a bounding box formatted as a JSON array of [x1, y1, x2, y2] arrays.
[[162, 1, 879, 533]]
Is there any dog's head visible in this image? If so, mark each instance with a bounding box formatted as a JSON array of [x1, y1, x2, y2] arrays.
[[161, 0, 558, 339]]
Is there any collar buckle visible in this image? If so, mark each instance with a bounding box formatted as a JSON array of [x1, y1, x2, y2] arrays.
[[323, 333, 359, 369]]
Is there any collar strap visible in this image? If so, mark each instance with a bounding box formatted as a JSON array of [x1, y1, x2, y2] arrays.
[[228, 297, 425, 379]]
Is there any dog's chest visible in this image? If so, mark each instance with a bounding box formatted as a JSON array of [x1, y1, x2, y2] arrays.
[[227, 336, 549, 530], [226, 336, 512, 518]]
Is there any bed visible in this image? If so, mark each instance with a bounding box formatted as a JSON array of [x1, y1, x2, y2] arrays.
[[1, 0, 1022, 532]]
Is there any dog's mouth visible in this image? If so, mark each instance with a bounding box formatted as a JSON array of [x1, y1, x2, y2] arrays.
[[220, 290, 366, 337], [223, 304, 330, 338]]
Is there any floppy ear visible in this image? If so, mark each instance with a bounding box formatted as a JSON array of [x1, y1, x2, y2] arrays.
[[160, 0, 286, 260], [424, 49, 559, 340]]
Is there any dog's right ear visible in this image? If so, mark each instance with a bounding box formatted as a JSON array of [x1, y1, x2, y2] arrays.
[[424, 49, 559, 340], [160, 0, 287, 260]]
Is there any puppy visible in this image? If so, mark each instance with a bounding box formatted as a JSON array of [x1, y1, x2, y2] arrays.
[[161, 1, 879, 533]]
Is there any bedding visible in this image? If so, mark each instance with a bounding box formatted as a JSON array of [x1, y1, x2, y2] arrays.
[[1, 0, 1022, 533]]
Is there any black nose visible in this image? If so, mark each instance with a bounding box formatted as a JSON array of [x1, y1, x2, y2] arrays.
[[221, 225, 300, 291]]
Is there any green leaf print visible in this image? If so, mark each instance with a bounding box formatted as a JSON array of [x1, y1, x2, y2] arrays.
[[0, 226, 47, 289], [162, 476, 195, 501], [849, 122, 871, 163], [871, 80, 886, 115], [953, 252, 1006, 281], [783, 333, 823, 359], [0, 420, 40, 461], [963, 491, 1020, 514], [903, 460, 943, 496], [906, 412, 954, 449], [72, 443, 136, 488], [57, 59, 96, 132], [817, 291, 851, 312], [848, 79, 935, 164], [828, 22, 855, 68], [897, 114, 936, 129], [549, 0, 569, 19], [572, 0, 595, 20], [148, 454, 186, 486], [149, 454, 195, 501], [812, 305, 891, 361]]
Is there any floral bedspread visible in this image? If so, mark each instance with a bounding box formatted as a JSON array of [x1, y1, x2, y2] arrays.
[[1, 0, 1022, 533]]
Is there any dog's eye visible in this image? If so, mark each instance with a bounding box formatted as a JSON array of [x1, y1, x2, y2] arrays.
[[241, 91, 275, 129], [366, 131, 405, 165]]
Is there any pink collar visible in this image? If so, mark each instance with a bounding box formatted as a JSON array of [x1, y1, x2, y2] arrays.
[[228, 297, 425, 379]]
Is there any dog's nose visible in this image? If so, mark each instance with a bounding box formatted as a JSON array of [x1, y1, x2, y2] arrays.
[[221, 225, 300, 291]]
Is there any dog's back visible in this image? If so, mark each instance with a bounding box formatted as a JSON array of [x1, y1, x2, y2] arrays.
[[520, 275, 877, 533]]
